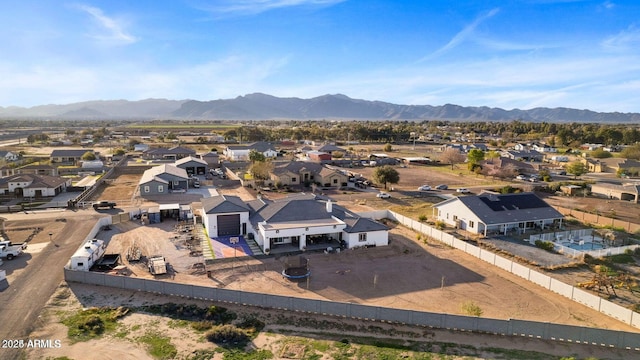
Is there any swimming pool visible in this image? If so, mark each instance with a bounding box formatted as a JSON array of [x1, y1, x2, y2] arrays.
[[561, 241, 605, 251]]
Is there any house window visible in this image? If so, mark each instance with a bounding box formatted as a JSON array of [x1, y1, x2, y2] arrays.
[[333, 179, 337, 184], [158, 185, 164, 192], [358, 233, 367, 242], [469, 221, 475, 228], [77, 262, 84, 267], [271, 237, 284, 244], [453, 215, 458, 221], [292, 177, 297, 182], [144, 186, 150, 193]]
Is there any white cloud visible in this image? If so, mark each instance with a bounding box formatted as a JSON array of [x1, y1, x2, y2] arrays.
[[195, 0, 346, 16], [601, 25, 640, 51], [418, 8, 500, 62], [75, 4, 137, 45]]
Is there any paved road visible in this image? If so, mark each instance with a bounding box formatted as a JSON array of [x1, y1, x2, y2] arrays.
[[0, 210, 102, 360]]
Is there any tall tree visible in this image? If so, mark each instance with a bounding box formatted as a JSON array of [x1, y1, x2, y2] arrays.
[[249, 149, 266, 163], [373, 165, 400, 190], [565, 162, 587, 179], [440, 148, 466, 170]]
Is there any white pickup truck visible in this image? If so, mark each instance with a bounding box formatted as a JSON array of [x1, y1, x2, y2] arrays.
[[0, 240, 26, 260]]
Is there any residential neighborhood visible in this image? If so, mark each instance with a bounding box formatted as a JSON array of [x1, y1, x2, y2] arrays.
[[1, 119, 640, 360]]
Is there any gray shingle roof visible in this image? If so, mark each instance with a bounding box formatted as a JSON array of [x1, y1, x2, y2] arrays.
[[139, 164, 188, 185], [51, 149, 93, 157], [343, 217, 389, 233], [202, 195, 251, 214], [436, 192, 563, 225], [175, 156, 207, 166]]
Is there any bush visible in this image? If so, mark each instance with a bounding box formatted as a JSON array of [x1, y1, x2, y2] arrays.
[[205, 325, 250, 346], [435, 220, 445, 230], [461, 301, 483, 317], [418, 214, 427, 222], [534, 240, 555, 252]]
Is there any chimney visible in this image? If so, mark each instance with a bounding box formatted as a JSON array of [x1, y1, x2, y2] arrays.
[[326, 199, 332, 213]]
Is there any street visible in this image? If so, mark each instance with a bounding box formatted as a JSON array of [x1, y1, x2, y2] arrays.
[[0, 210, 103, 360]]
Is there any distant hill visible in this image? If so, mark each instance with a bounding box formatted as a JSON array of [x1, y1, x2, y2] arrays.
[[1, 93, 639, 123]]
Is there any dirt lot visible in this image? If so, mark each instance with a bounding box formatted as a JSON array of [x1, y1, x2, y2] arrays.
[[20, 217, 640, 360], [93, 220, 638, 332], [91, 173, 142, 204]]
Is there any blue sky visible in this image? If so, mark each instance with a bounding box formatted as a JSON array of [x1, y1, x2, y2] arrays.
[[1, 0, 639, 112]]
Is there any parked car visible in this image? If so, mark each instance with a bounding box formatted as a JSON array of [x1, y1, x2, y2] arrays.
[[193, 181, 200, 188], [376, 192, 391, 199], [435, 184, 448, 190], [418, 185, 432, 191], [516, 174, 528, 181], [456, 188, 470, 194]]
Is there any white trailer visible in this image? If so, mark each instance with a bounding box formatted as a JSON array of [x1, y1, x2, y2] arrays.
[[70, 239, 106, 271]]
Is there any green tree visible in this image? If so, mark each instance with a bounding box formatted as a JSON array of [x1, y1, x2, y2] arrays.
[[81, 151, 97, 161], [373, 165, 400, 190], [590, 148, 612, 159], [383, 143, 393, 152], [113, 148, 126, 156], [332, 151, 344, 159], [467, 149, 485, 166], [249, 149, 266, 163], [565, 162, 587, 178], [249, 161, 273, 184], [165, 132, 177, 141]]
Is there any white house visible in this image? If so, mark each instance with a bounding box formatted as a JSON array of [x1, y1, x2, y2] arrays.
[[0, 174, 71, 198], [224, 141, 278, 161], [432, 192, 564, 237], [201, 194, 389, 253], [0, 151, 19, 162]]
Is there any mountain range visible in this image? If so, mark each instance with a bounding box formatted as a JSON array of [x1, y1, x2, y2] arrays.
[[1, 93, 638, 123]]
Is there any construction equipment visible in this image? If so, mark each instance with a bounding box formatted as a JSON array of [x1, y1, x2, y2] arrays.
[[148, 256, 167, 275]]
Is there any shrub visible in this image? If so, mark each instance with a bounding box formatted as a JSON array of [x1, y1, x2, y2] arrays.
[[534, 240, 555, 252], [435, 220, 445, 230], [191, 321, 214, 332], [461, 301, 483, 317], [205, 325, 250, 346], [418, 214, 428, 222]]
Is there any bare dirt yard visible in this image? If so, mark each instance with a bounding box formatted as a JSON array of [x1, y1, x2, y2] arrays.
[[22, 217, 640, 360], [87, 220, 640, 332]]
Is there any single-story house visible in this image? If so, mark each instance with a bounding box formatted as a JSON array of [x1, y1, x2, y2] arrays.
[[590, 182, 639, 203], [269, 162, 348, 188], [51, 149, 95, 164], [143, 146, 196, 160], [480, 157, 535, 177], [432, 192, 564, 236], [502, 150, 544, 162], [0, 173, 71, 198], [224, 141, 278, 161], [138, 164, 189, 196], [0, 150, 19, 162], [201, 194, 388, 253], [581, 158, 604, 173], [175, 156, 208, 176]]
